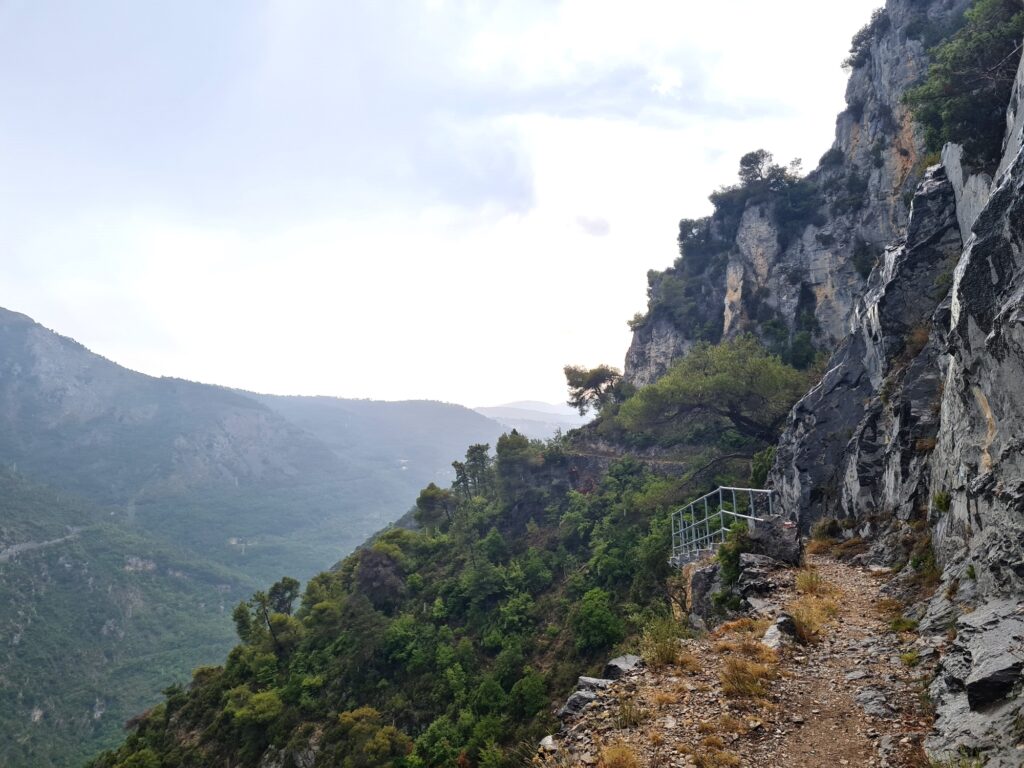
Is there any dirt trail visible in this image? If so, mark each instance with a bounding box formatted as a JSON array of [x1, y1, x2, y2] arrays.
[[545, 556, 936, 767]]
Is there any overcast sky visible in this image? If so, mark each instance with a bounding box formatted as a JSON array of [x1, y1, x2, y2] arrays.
[[0, 0, 881, 406]]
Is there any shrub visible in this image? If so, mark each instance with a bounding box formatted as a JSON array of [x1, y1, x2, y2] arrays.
[[844, 9, 891, 68], [852, 237, 878, 279], [811, 518, 842, 540], [796, 568, 826, 595], [890, 616, 919, 633], [571, 588, 625, 654], [900, 650, 921, 667], [933, 490, 952, 514], [719, 657, 775, 698], [639, 617, 689, 669], [716, 523, 751, 586], [600, 742, 640, 768], [820, 147, 845, 166], [905, 0, 1024, 167]]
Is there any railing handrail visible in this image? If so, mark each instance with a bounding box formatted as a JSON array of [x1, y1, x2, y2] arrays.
[[669, 486, 772, 567]]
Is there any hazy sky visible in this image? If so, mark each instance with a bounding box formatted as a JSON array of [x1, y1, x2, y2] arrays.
[[0, 0, 881, 406]]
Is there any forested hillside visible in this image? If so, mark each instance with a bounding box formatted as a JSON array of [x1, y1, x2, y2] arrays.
[[0, 470, 240, 766], [88, 334, 811, 767], [0, 307, 506, 766]]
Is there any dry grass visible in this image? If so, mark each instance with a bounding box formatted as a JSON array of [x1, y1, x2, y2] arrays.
[[712, 617, 771, 639], [805, 538, 836, 555], [715, 714, 746, 733], [713, 638, 778, 664], [600, 741, 640, 768], [700, 735, 726, 749], [677, 652, 701, 673], [788, 594, 839, 644], [719, 657, 776, 698], [651, 690, 678, 708], [694, 750, 742, 767], [833, 537, 869, 560], [795, 567, 829, 595], [876, 597, 904, 619], [613, 696, 648, 729]]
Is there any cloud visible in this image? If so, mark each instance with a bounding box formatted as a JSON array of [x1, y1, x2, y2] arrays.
[[576, 216, 611, 237], [0, 0, 885, 404]]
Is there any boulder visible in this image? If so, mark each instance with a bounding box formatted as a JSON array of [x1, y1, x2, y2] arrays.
[[761, 612, 797, 650], [736, 552, 787, 595], [576, 676, 613, 691], [603, 654, 643, 679], [557, 690, 596, 718]]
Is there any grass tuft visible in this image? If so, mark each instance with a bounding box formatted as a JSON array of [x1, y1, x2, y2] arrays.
[[788, 594, 839, 644], [600, 741, 640, 768], [719, 657, 775, 699]]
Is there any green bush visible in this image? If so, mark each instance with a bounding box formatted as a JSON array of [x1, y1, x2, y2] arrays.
[[571, 588, 626, 654], [905, 0, 1024, 167]]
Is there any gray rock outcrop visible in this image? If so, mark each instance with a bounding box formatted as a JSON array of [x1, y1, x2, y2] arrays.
[[624, 0, 972, 387]]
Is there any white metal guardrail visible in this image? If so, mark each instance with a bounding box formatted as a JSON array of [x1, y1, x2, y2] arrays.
[[670, 486, 772, 567]]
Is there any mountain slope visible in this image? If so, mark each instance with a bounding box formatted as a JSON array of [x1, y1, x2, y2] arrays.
[[0, 307, 508, 766], [0, 469, 242, 767]]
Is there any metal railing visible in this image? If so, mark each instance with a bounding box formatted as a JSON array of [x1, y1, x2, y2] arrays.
[[670, 486, 772, 567]]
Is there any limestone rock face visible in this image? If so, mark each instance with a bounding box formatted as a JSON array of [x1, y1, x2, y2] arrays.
[[624, 0, 970, 387], [623, 314, 693, 388]]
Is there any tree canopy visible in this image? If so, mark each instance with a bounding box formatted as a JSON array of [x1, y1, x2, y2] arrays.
[[615, 335, 807, 445], [905, 0, 1024, 167], [563, 364, 626, 416]]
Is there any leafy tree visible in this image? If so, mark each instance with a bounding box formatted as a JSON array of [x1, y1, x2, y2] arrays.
[[464, 444, 492, 495], [268, 576, 300, 615], [843, 8, 890, 68], [415, 482, 454, 528], [738, 149, 774, 185], [324, 707, 412, 767], [232, 601, 254, 643], [616, 335, 806, 444], [571, 588, 625, 653], [564, 364, 624, 416], [355, 549, 405, 612], [905, 0, 1024, 167]]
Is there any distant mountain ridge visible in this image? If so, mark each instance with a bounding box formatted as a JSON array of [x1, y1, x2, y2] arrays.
[[474, 400, 586, 440]]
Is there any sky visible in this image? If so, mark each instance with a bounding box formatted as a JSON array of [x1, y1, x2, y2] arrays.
[[0, 0, 882, 407]]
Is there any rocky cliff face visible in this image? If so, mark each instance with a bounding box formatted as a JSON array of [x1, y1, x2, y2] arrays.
[[624, 0, 972, 387], [767, 21, 1024, 763]]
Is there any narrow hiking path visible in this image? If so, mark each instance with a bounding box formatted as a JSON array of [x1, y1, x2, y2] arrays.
[[544, 556, 938, 767]]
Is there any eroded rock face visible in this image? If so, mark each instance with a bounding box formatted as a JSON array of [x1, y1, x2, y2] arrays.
[[624, 0, 970, 386], [927, 601, 1024, 762], [771, 38, 1024, 761], [771, 164, 962, 531], [623, 314, 693, 388]]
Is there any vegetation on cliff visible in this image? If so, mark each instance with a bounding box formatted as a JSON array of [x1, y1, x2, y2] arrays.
[[89, 327, 813, 767], [906, 0, 1024, 167]]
